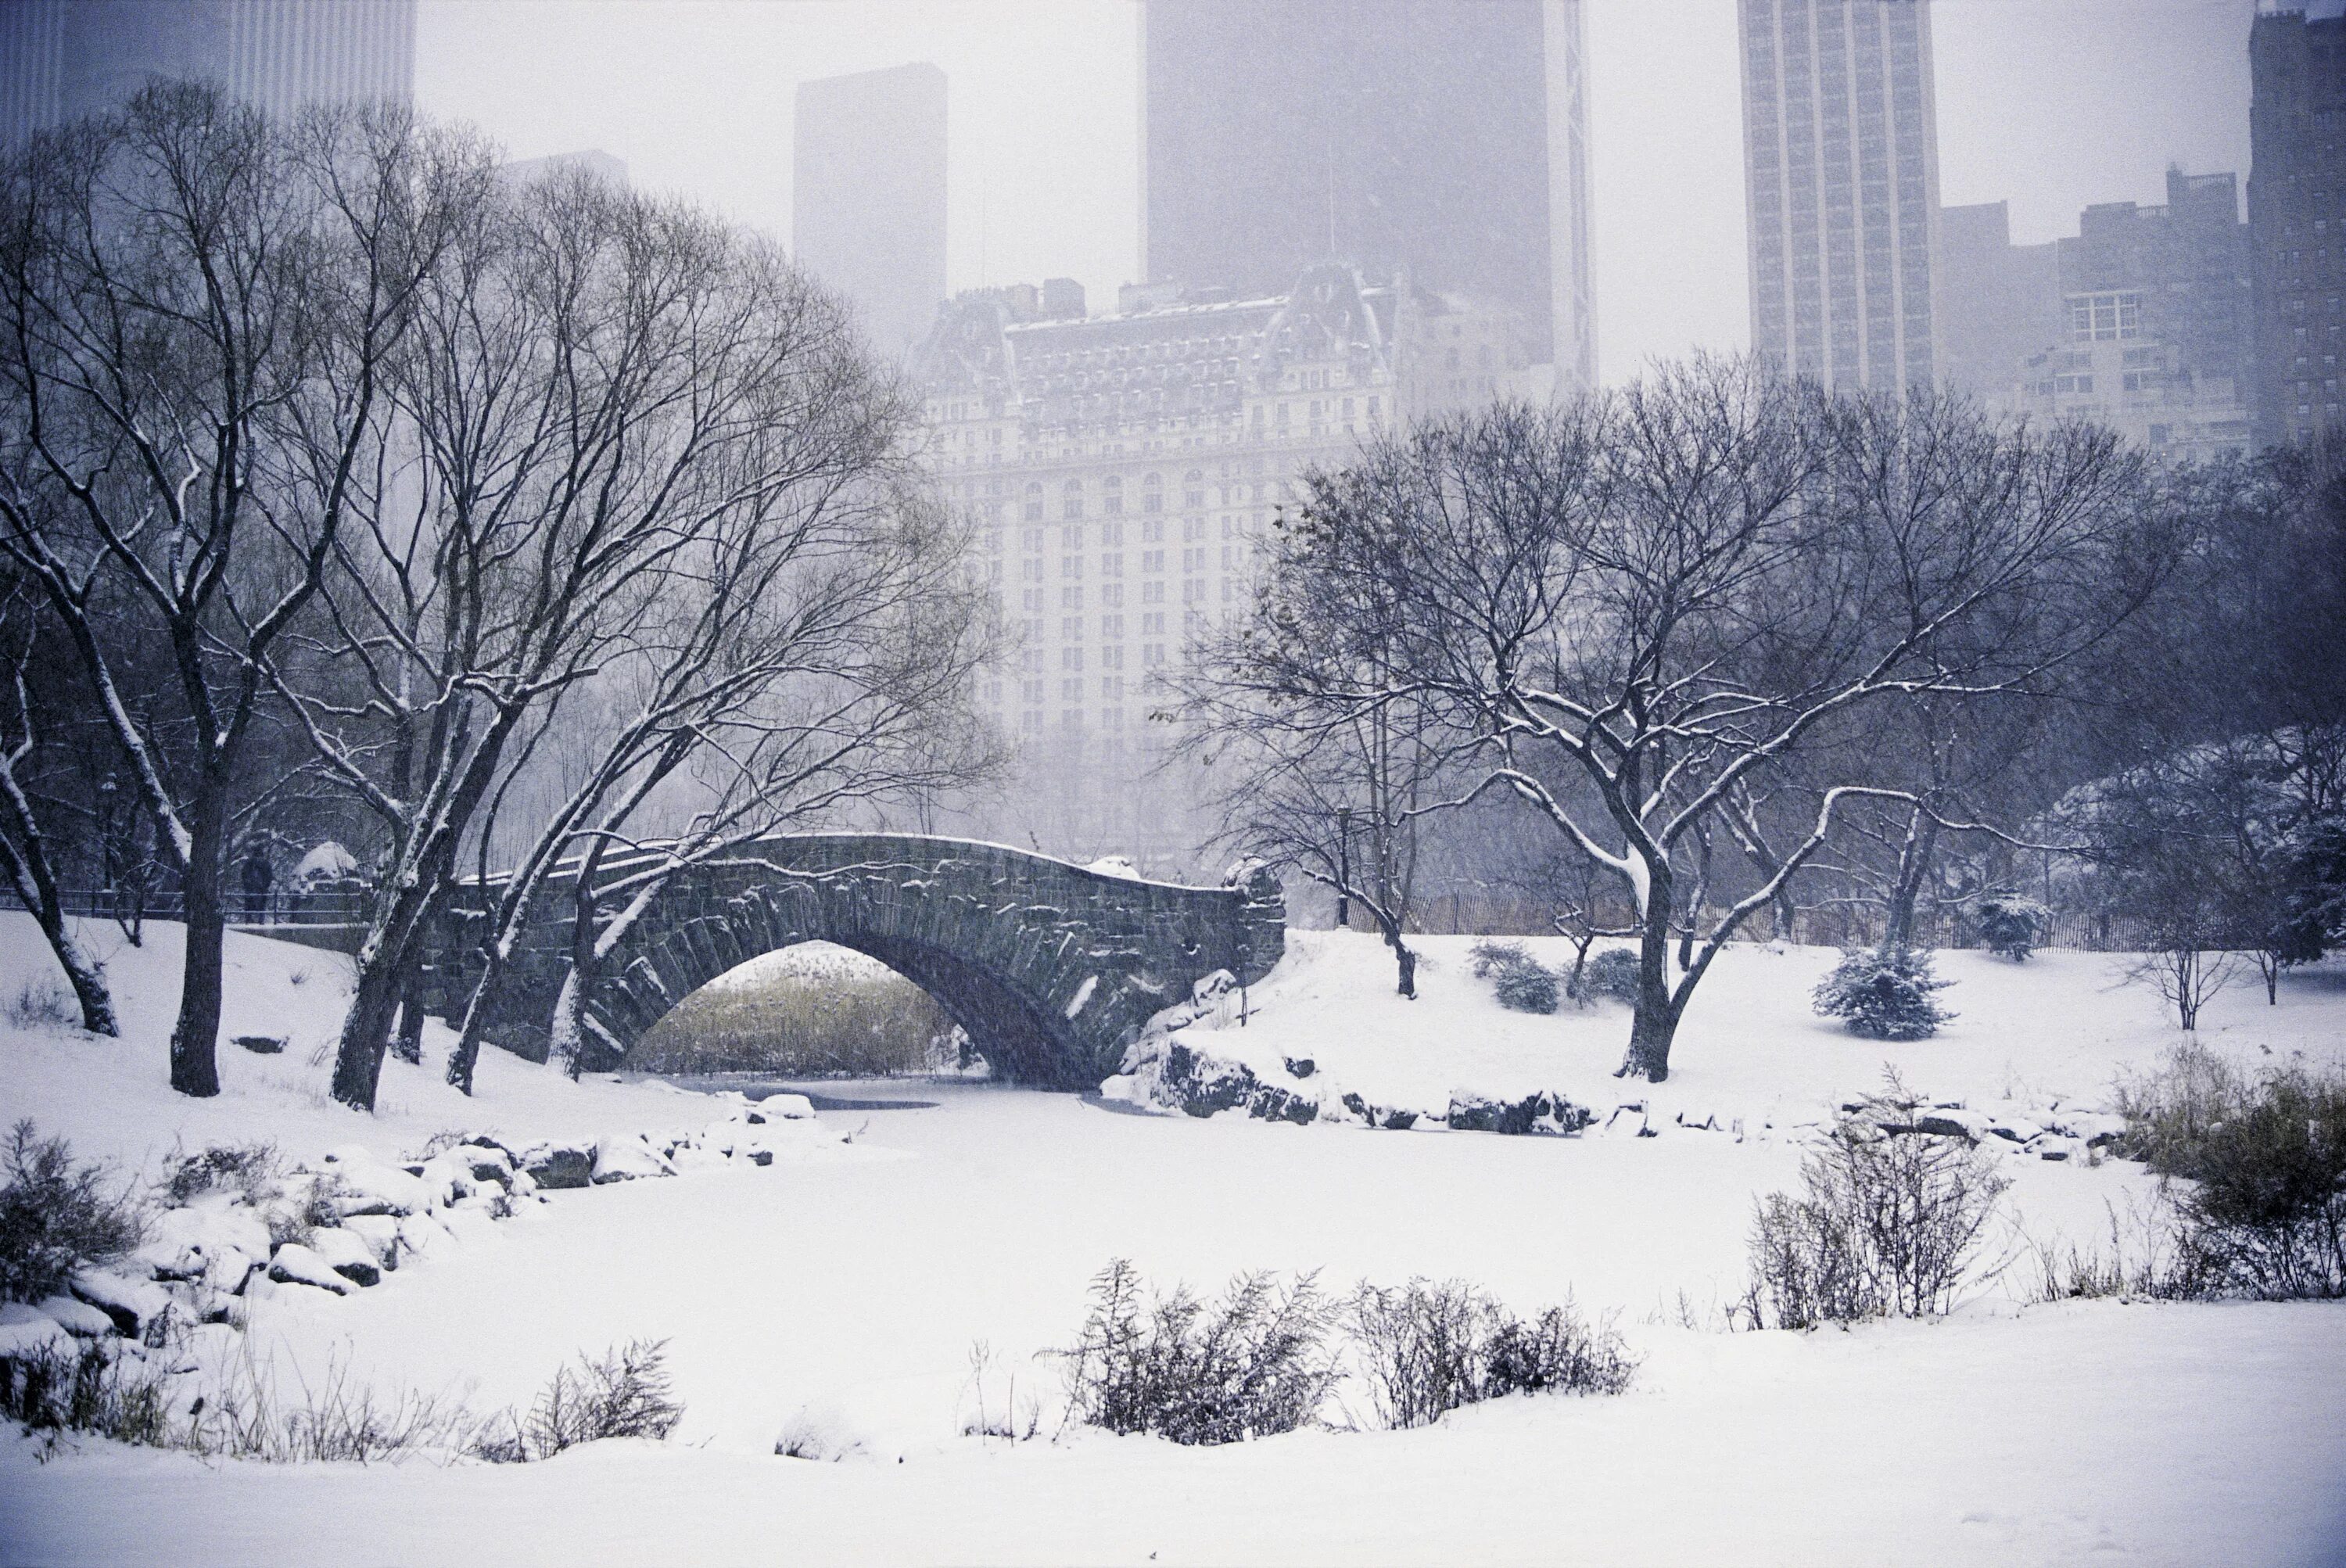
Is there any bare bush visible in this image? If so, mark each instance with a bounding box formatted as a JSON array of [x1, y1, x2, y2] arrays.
[[1057, 1259, 1340, 1446], [474, 1339, 683, 1462], [2, 979, 76, 1032], [2118, 1045, 2346, 1300], [161, 1142, 282, 1206], [0, 1339, 173, 1448], [0, 1121, 142, 1303], [1347, 1279, 1633, 1430], [1740, 1096, 2010, 1329]]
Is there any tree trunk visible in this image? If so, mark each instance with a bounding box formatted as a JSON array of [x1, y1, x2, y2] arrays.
[[168, 795, 227, 1097], [391, 968, 426, 1064], [332, 878, 441, 1110], [1379, 919, 1417, 999], [1617, 863, 1680, 1082], [1881, 812, 1939, 957], [0, 797, 117, 1036], [447, 939, 512, 1093]]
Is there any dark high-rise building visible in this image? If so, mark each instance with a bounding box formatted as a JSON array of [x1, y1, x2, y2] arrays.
[[1738, 0, 1941, 393], [1139, 0, 1594, 389], [2248, 5, 2346, 447], [1, 0, 414, 141], [793, 63, 948, 362]]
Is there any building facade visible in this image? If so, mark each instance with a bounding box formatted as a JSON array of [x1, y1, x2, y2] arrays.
[[2, 0, 414, 139], [913, 266, 1521, 870], [2248, 5, 2346, 447], [1937, 201, 2061, 400], [1140, 0, 1594, 393], [792, 63, 949, 363], [1738, 0, 1942, 393]]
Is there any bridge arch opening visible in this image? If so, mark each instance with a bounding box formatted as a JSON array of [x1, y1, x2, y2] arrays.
[[621, 932, 1093, 1088]]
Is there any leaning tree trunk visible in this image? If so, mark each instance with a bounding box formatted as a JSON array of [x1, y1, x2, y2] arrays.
[[391, 968, 427, 1064], [332, 872, 446, 1110], [0, 784, 117, 1036], [168, 791, 228, 1097], [1374, 912, 1418, 999]]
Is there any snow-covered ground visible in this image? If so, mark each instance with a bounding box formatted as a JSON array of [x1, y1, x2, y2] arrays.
[[2, 913, 2343, 1566]]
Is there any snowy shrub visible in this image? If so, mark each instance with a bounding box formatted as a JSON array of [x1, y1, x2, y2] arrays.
[[475, 1339, 683, 1462], [1571, 947, 1642, 1008], [161, 1142, 282, 1206], [0, 1121, 143, 1304], [2, 979, 76, 1032], [0, 1339, 171, 1448], [1973, 895, 2051, 961], [1469, 942, 1560, 1014], [1739, 1099, 2009, 1329], [1810, 948, 1955, 1040], [2118, 1046, 2346, 1300], [1058, 1259, 1339, 1445], [1347, 1279, 1633, 1430]]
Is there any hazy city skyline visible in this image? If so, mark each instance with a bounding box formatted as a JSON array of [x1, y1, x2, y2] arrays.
[[413, 0, 2279, 383]]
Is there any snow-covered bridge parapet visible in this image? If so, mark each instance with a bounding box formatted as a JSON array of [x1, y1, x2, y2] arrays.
[[421, 834, 1285, 1089]]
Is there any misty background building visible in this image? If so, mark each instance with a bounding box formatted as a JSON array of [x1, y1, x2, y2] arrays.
[[1738, 0, 1942, 393], [792, 63, 949, 363], [1139, 0, 1595, 395], [0, 0, 414, 142], [2249, 5, 2346, 448]]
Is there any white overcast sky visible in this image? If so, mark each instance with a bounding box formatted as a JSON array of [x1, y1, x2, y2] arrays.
[[416, 0, 2277, 385]]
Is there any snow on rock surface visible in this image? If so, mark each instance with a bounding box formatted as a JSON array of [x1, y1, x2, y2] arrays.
[[264, 1243, 353, 1296]]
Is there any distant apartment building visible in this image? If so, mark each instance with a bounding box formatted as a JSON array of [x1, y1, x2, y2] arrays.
[[2248, 5, 2346, 447], [1738, 0, 1942, 393], [1941, 169, 2254, 464], [1938, 201, 2060, 399], [792, 63, 949, 363], [1141, 0, 1594, 393], [912, 266, 1517, 869], [1, 0, 414, 140]]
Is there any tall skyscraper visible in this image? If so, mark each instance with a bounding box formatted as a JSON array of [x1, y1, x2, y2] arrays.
[[2248, 5, 2346, 447], [1, 0, 414, 140], [792, 63, 949, 363], [1139, 0, 1594, 391], [1738, 0, 1942, 393]]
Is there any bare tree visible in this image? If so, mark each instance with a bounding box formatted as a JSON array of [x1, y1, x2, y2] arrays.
[[1241, 361, 2154, 1080], [1175, 590, 1452, 995], [0, 583, 114, 1032], [0, 86, 483, 1094], [278, 163, 979, 1109]]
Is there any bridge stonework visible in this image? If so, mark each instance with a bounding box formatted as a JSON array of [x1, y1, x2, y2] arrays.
[[424, 834, 1285, 1089]]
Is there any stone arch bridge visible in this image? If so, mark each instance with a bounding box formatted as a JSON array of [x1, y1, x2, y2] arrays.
[[421, 834, 1284, 1089]]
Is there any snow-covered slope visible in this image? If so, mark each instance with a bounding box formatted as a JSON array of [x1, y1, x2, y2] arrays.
[[2, 917, 2343, 1567]]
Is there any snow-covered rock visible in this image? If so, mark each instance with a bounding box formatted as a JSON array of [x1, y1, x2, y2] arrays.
[[70, 1267, 174, 1337], [317, 1148, 434, 1216], [304, 1226, 384, 1286], [1444, 1091, 1594, 1136], [34, 1294, 117, 1337], [590, 1135, 676, 1183], [338, 1214, 404, 1267], [0, 1307, 74, 1359], [516, 1140, 594, 1189], [266, 1242, 354, 1295], [138, 1202, 271, 1293]]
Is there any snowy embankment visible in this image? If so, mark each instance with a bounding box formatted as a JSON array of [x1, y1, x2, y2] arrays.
[[2, 914, 2344, 1566]]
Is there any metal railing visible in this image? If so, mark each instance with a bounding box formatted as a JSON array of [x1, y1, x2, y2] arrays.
[[0, 885, 372, 926]]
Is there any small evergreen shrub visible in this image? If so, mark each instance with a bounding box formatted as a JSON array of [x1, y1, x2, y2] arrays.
[[1811, 948, 1955, 1040], [1573, 947, 1642, 1007], [1974, 895, 2051, 962], [1057, 1259, 1339, 1446], [1469, 942, 1561, 1014], [0, 1121, 143, 1304]]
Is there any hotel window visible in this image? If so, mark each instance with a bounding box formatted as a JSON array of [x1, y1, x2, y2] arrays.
[[2068, 292, 2140, 342], [1023, 483, 1044, 522]]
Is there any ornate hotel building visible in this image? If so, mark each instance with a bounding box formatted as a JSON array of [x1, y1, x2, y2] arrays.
[[913, 264, 1530, 874]]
